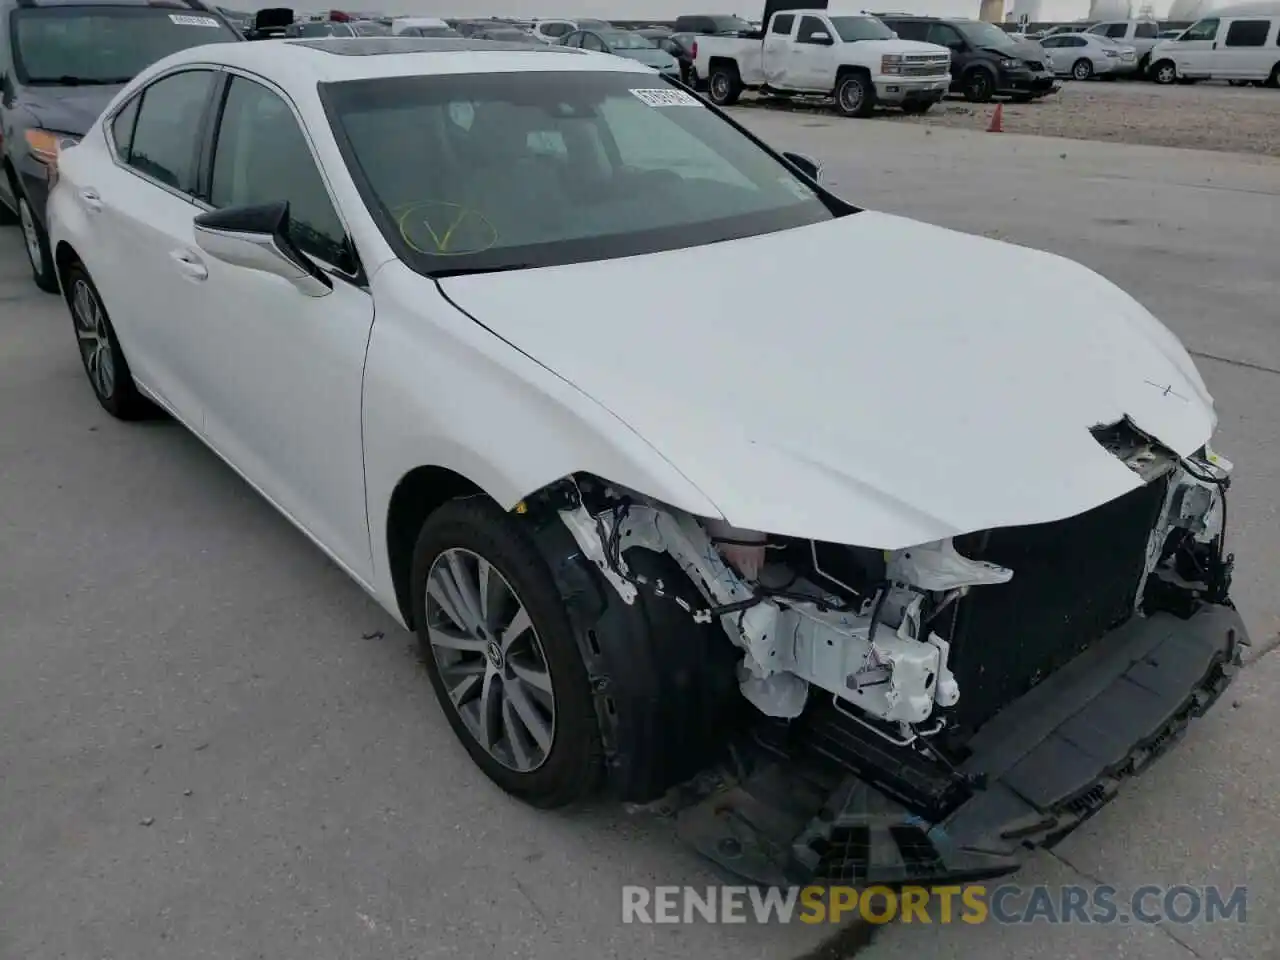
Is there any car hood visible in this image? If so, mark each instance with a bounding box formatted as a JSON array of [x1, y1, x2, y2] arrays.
[[22, 85, 126, 136], [868, 38, 951, 56], [440, 212, 1215, 549]]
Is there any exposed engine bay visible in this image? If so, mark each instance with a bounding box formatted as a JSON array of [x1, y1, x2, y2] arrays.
[[519, 426, 1243, 885], [554, 429, 1233, 749]]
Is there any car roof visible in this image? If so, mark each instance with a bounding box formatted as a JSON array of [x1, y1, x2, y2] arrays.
[[156, 36, 654, 83]]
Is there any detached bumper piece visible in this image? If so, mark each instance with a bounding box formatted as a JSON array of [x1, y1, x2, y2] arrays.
[[675, 604, 1245, 886]]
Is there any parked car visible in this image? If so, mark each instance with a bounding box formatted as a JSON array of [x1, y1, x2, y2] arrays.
[[0, 0, 241, 291], [286, 20, 355, 37], [673, 12, 754, 35], [879, 15, 1058, 102], [1042, 32, 1139, 80], [661, 30, 701, 85], [1041, 22, 1097, 37], [244, 5, 291, 39], [391, 17, 459, 38], [694, 9, 952, 116], [527, 17, 609, 43], [48, 30, 1245, 889], [561, 28, 681, 78], [1148, 12, 1280, 86], [1084, 19, 1162, 73], [350, 20, 390, 37], [470, 26, 540, 44]]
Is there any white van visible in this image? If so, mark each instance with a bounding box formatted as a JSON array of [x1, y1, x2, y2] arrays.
[[1148, 7, 1280, 84]]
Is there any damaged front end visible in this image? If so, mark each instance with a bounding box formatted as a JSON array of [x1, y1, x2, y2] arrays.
[[520, 434, 1244, 885]]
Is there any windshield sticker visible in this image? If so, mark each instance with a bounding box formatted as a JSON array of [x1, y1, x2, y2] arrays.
[[629, 88, 702, 107], [169, 14, 222, 26]]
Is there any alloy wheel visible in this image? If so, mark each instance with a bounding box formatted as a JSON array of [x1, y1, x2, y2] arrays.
[[71, 278, 115, 400], [711, 72, 729, 101], [838, 78, 864, 114], [19, 199, 42, 273], [424, 547, 556, 772]]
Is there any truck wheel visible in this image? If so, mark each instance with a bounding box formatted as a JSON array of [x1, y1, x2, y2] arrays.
[[1267, 64, 1280, 88], [708, 66, 742, 106], [1072, 58, 1094, 81], [1151, 59, 1176, 84], [961, 68, 994, 102], [834, 71, 875, 117]]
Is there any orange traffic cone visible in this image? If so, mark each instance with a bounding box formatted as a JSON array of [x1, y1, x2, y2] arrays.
[[987, 103, 1004, 133]]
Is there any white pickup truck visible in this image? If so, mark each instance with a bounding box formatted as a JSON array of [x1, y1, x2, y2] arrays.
[[692, 8, 952, 116]]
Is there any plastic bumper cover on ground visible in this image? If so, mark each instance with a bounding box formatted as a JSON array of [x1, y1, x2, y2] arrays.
[[677, 604, 1246, 886]]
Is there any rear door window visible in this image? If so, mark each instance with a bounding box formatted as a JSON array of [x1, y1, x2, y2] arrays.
[[1224, 19, 1269, 46], [124, 69, 218, 194]]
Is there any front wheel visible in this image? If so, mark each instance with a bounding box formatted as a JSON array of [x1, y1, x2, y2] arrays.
[[961, 69, 994, 102], [1266, 63, 1280, 88], [834, 71, 875, 117], [707, 66, 742, 106], [410, 497, 603, 809], [1151, 59, 1177, 84], [1072, 58, 1094, 81]]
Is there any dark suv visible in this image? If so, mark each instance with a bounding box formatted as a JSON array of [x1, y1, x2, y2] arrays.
[[878, 15, 1057, 103], [0, 0, 240, 290]]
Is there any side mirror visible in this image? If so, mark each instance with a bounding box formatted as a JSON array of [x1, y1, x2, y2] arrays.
[[193, 201, 332, 298], [808, 30, 832, 44], [783, 151, 822, 181]]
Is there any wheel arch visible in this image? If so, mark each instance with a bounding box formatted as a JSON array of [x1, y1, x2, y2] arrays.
[[54, 239, 81, 290]]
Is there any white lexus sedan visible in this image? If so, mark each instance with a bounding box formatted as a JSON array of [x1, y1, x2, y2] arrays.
[[48, 37, 1245, 884]]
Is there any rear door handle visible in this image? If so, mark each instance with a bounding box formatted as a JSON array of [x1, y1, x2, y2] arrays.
[[79, 188, 103, 213], [169, 248, 208, 281]]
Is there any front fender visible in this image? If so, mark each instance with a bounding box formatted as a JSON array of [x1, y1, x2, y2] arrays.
[[362, 261, 724, 613]]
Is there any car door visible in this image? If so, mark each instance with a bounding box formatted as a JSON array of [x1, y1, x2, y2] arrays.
[[1171, 17, 1219, 76], [791, 15, 835, 90], [925, 22, 968, 85], [761, 12, 795, 85], [1216, 18, 1270, 79], [192, 72, 375, 577], [85, 68, 222, 427]]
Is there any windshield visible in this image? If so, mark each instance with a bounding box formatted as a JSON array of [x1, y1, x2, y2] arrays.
[[11, 5, 238, 84], [351, 21, 389, 36], [829, 16, 895, 41], [956, 20, 1017, 49], [323, 71, 837, 275], [602, 30, 656, 49]]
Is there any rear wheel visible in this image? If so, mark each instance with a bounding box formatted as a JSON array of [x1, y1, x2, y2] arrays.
[[707, 65, 742, 106], [1072, 58, 1094, 81], [63, 263, 153, 419], [1267, 63, 1280, 88], [1151, 59, 1176, 84], [410, 498, 603, 809], [834, 70, 875, 117]]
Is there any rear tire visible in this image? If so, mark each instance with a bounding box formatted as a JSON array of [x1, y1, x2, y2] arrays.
[[1151, 59, 1176, 84], [834, 70, 875, 117], [410, 497, 603, 809], [63, 263, 153, 420], [707, 65, 742, 106], [1266, 63, 1280, 88]]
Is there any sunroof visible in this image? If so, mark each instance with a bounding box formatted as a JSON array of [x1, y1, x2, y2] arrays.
[[288, 37, 587, 56]]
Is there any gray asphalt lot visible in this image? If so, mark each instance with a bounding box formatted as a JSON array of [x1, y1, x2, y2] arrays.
[[2, 116, 1278, 959]]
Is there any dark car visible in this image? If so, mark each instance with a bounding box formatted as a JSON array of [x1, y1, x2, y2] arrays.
[[0, 0, 240, 291], [673, 12, 753, 35], [879, 15, 1058, 102]]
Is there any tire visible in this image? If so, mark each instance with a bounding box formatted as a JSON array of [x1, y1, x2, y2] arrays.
[[1072, 58, 1094, 81], [18, 192, 58, 293], [1266, 64, 1280, 88], [833, 70, 875, 117], [410, 497, 603, 809], [901, 100, 933, 114], [1151, 59, 1177, 84], [961, 68, 994, 103], [707, 65, 742, 106], [63, 263, 153, 419]]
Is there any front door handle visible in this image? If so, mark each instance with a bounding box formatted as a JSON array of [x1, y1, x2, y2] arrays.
[[79, 188, 103, 213], [169, 248, 208, 281]]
